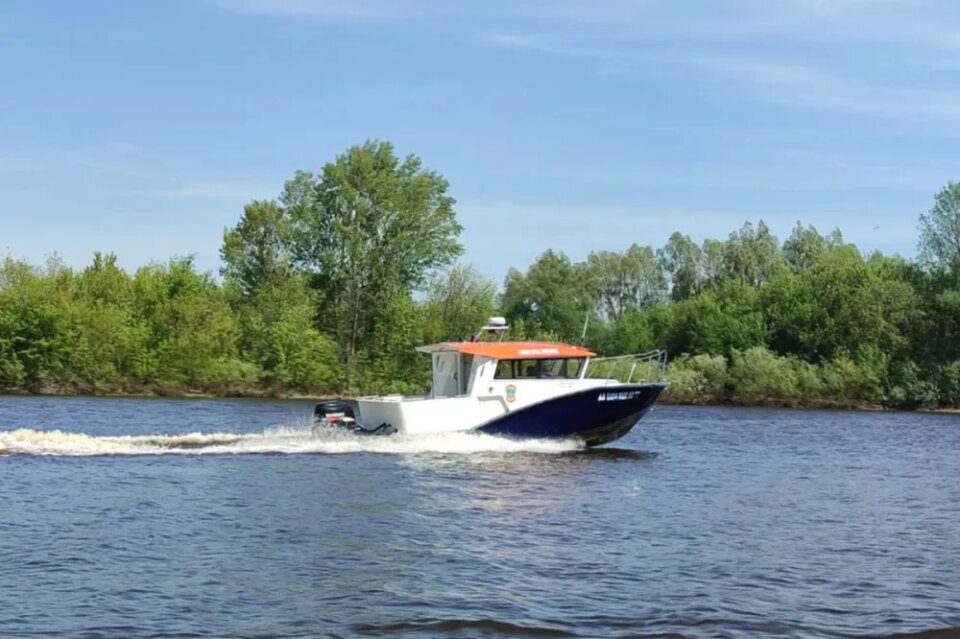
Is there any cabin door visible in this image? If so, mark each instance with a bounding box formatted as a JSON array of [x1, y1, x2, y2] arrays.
[[460, 354, 474, 395], [432, 352, 460, 398]]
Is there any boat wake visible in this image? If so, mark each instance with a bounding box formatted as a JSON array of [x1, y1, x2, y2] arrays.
[[0, 426, 583, 457]]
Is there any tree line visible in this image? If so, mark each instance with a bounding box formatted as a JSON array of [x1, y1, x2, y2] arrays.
[[2, 141, 960, 408]]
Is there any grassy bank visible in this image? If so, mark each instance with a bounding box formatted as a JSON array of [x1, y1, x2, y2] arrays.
[[0, 382, 327, 400], [3, 344, 952, 413], [657, 346, 958, 411]]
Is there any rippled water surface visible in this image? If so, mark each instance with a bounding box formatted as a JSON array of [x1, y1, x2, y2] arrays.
[[2, 396, 959, 638]]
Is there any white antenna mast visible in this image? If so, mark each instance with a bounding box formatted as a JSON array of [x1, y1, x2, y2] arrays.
[[474, 316, 509, 342]]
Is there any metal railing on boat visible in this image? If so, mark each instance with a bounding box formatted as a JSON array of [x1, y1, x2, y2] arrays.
[[585, 350, 668, 385]]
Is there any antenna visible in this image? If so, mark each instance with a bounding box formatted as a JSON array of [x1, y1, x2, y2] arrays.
[[580, 312, 590, 343], [473, 316, 509, 342]]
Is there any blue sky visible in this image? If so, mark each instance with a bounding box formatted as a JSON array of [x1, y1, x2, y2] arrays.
[[1, 0, 958, 285]]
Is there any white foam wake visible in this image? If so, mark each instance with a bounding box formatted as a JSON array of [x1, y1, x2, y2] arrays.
[[0, 426, 582, 457]]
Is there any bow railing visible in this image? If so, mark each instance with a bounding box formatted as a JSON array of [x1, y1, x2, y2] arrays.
[[585, 350, 668, 385]]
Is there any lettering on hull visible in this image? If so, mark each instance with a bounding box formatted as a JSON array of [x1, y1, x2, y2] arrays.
[[597, 390, 644, 402]]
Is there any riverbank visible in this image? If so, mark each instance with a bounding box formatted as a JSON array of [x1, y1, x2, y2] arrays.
[[0, 383, 939, 413], [656, 393, 885, 411], [0, 382, 324, 401]]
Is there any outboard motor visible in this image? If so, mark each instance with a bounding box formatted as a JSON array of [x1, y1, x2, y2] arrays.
[[313, 400, 357, 432]]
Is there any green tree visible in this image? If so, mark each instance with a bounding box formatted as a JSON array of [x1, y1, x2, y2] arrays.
[[661, 280, 766, 356], [281, 141, 462, 375], [132, 257, 245, 387], [782, 222, 826, 273], [501, 250, 596, 341], [69, 253, 149, 386], [701, 238, 725, 285], [722, 220, 785, 287], [657, 233, 702, 301], [761, 269, 819, 358], [221, 200, 291, 298], [588, 244, 665, 319], [919, 181, 960, 272], [422, 265, 496, 343], [232, 275, 339, 390], [802, 246, 917, 361], [0, 257, 76, 388]]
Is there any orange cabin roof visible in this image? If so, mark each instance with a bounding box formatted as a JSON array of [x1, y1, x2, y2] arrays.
[[416, 341, 595, 359]]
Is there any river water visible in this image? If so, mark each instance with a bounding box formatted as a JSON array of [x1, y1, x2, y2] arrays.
[[1, 396, 958, 639]]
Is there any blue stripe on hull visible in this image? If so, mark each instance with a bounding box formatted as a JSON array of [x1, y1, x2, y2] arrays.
[[473, 383, 666, 447]]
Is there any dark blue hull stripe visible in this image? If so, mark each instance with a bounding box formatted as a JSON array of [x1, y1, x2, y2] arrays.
[[473, 383, 666, 447]]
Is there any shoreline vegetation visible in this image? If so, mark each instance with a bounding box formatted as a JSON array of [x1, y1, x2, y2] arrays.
[[4, 141, 960, 412], [0, 380, 943, 413], [0, 384, 887, 412]]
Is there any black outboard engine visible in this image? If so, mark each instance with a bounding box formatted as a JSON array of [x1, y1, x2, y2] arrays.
[[313, 400, 357, 432]]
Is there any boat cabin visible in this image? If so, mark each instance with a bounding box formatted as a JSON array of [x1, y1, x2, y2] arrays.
[[356, 318, 602, 435], [415, 341, 595, 399], [348, 317, 666, 439]]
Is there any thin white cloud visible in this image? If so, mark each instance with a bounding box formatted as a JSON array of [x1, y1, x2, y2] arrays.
[[506, 149, 950, 194], [149, 180, 274, 199], [481, 3, 960, 123], [0, 152, 40, 173], [481, 27, 960, 123], [56, 142, 161, 180], [689, 55, 960, 122], [213, 0, 406, 20], [478, 31, 626, 61], [111, 211, 160, 219]]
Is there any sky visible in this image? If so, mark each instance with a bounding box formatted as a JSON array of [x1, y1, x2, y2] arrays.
[[1, 0, 958, 286]]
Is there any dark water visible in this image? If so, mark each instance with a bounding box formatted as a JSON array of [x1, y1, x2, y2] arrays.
[[1, 397, 959, 639]]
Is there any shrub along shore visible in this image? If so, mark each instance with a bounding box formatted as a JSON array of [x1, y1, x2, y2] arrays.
[[0, 348, 926, 411], [3, 141, 960, 411]]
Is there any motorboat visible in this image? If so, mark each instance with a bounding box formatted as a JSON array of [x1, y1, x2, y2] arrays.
[[314, 318, 667, 447]]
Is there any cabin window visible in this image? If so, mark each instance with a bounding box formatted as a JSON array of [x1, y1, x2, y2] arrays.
[[540, 359, 566, 378], [494, 358, 586, 379], [565, 358, 585, 378], [495, 360, 514, 379], [494, 357, 586, 379], [541, 358, 585, 379], [515, 360, 540, 379]]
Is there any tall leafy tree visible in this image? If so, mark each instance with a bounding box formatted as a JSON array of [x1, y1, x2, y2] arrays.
[[132, 257, 244, 387], [221, 200, 291, 298], [919, 181, 960, 273], [701, 238, 725, 285], [232, 275, 339, 390], [658, 233, 702, 301], [800, 246, 917, 361], [760, 269, 820, 358], [422, 265, 496, 343], [0, 258, 75, 387], [664, 280, 766, 356], [782, 222, 827, 273], [501, 250, 596, 341], [722, 220, 785, 287], [588, 244, 665, 319], [281, 141, 463, 370]]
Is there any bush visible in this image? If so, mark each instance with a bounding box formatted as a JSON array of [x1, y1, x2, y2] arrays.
[[938, 361, 960, 407], [886, 360, 939, 409], [728, 347, 801, 402], [664, 353, 728, 403]]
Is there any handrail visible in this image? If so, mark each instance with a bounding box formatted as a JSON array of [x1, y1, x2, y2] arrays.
[[585, 349, 668, 384], [477, 394, 510, 414]]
